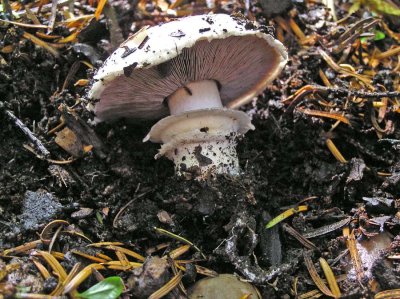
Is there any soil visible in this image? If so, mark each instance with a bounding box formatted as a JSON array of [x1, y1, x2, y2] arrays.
[[1, 0, 400, 298]]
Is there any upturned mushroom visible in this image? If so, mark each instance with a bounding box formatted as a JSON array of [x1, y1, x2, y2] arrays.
[[89, 14, 287, 178], [189, 274, 261, 299]]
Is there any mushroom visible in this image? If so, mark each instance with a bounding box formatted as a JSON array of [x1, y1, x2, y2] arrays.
[[89, 14, 287, 178]]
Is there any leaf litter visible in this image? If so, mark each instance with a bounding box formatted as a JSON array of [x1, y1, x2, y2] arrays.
[[1, 0, 400, 297]]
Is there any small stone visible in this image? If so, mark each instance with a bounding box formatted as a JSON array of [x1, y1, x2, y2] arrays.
[[19, 190, 62, 230], [71, 208, 94, 219], [127, 257, 170, 298], [157, 210, 173, 224]]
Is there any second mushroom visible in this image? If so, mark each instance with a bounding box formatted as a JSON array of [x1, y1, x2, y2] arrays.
[[89, 14, 288, 179]]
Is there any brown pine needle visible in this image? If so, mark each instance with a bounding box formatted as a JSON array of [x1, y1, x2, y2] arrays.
[[387, 254, 400, 259], [380, 21, 400, 42], [0, 264, 19, 281], [24, 6, 41, 25], [38, 251, 68, 281], [63, 229, 92, 243], [377, 171, 392, 176], [40, 220, 69, 243], [148, 271, 183, 299], [0, 19, 48, 28], [74, 79, 89, 86], [343, 227, 364, 281], [105, 261, 142, 270], [319, 69, 332, 87], [48, 225, 63, 254], [31, 257, 51, 279], [22, 32, 59, 57], [376, 47, 400, 60], [170, 257, 186, 295], [62, 15, 94, 28], [297, 108, 350, 125], [1, 45, 14, 53], [57, 31, 79, 44], [63, 264, 105, 294], [274, 16, 292, 34], [154, 227, 206, 259], [96, 253, 113, 261], [2, 240, 42, 256], [373, 101, 385, 108], [282, 223, 319, 251], [95, 0, 108, 20], [163, 244, 191, 260], [319, 258, 341, 298], [106, 245, 145, 262], [303, 253, 335, 298], [299, 289, 323, 299], [375, 289, 400, 299], [194, 265, 219, 277], [326, 139, 348, 163], [89, 241, 124, 247], [36, 32, 62, 40], [319, 49, 373, 89], [174, 261, 186, 272], [63, 262, 82, 287], [266, 205, 308, 228], [71, 250, 108, 263], [48, 263, 80, 296], [81, 60, 94, 69], [289, 18, 306, 42], [370, 105, 387, 133], [115, 251, 130, 267], [49, 251, 65, 260], [105, 260, 142, 267]]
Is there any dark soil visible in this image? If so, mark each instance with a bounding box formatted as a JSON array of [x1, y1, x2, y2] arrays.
[[1, 0, 400, 298]]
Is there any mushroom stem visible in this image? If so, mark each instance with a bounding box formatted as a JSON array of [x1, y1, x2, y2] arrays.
[[145, 102, 254, 179], [167, 80, 222, 115], [164, 137, 240, 178], [159, 80, 244, 178]]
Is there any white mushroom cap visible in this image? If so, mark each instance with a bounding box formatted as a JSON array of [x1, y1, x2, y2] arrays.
[[89, 13, 288, 122]]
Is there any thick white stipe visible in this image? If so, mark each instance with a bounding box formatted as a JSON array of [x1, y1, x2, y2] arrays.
[[145, 80, 254, 179]]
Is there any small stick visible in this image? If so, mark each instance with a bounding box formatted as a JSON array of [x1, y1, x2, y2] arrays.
[[47, 0, 58, 34], [14, 0, 71, 17], [5, 110, 51, 157]]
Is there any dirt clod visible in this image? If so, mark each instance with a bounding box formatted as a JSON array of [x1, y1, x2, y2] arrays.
[[19, 190, 62, 230]]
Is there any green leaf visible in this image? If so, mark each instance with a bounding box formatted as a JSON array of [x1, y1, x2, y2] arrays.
[[373, 30, 386, 41], [95, 211, 103, 225], [78, 276, 124, 299]]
